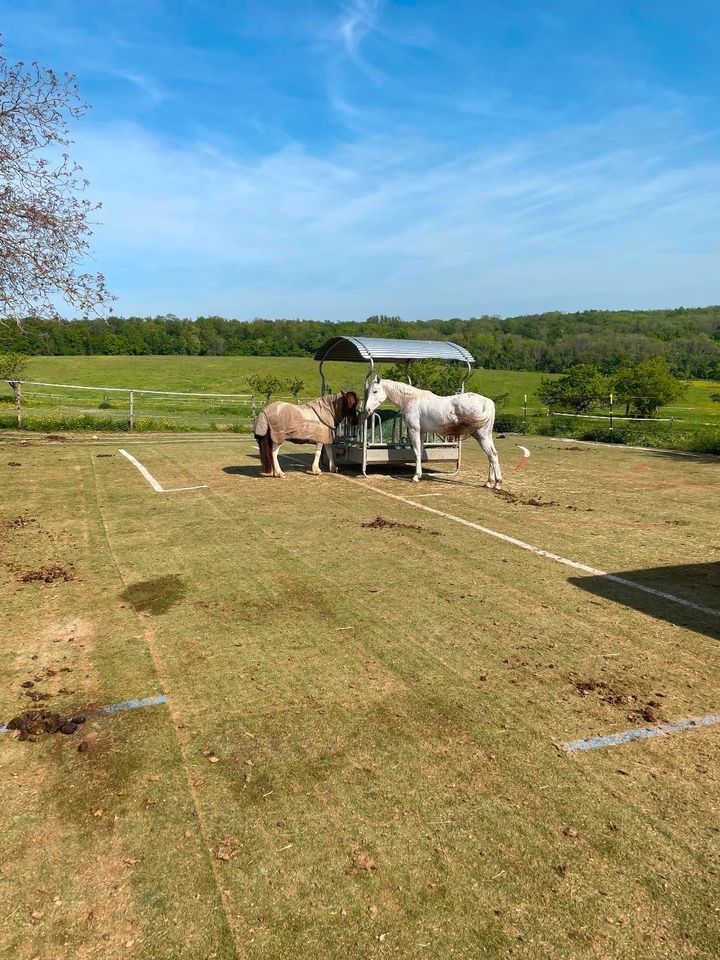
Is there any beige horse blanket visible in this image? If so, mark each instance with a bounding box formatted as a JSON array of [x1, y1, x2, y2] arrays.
[[254, 396, 339, 446]]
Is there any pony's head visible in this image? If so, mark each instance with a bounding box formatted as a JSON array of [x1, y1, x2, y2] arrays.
[[341, 390, 359, 425], [364, 376, 386, 418]]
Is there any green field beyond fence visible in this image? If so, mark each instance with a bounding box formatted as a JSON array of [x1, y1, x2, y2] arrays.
[[1, 356, 719, 452]]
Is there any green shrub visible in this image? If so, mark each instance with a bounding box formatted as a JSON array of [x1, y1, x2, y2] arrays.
[[494, 413, 526, 433]]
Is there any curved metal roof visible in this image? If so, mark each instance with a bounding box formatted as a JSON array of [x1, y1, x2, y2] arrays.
[[315, 335, 475, 365]]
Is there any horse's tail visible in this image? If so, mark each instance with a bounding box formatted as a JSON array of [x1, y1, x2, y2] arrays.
[[255, 430, 274, 473], [486, 397, 496, 432], [254, 410, 274, 473]]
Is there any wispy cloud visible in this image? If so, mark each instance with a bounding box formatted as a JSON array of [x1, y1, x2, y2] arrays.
[[74, 102, 720, 318], [337, 0, 382, 79]]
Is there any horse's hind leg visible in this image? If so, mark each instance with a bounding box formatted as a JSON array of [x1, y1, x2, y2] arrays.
[[309, 443, 323, 475], [271, 442, 286, 478], [474, 424, 502, 489], [408, 426, 423, 482]]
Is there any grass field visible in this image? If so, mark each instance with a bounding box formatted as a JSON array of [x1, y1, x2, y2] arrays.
[[1, 431, 719, 959], [0, 356, 552, 436], [17, 355, 551, 407], [2, 357, 718, 443]]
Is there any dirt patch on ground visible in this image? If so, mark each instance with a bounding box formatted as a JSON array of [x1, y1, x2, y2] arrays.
[[17, 562, 75, 583], [361, 516, 439, 535], [44, 434, 69, 441], [1, 514, 36, 530], [4, 708, 87, 741], [573, 678, 663, 723], [120, 574, 187, 614], [494, 490, 559, 508], [8, 461, 21, 466], [493, 490, 593, 511]]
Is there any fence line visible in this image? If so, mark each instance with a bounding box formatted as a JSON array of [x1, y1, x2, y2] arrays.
[[20, 380, 255, 400], [549, 411, 676, 423], [2, 379, 306, 431]]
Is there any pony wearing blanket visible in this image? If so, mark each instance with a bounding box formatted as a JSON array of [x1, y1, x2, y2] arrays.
[[364, 378, 502, 487], [254, 391, 359, 478]]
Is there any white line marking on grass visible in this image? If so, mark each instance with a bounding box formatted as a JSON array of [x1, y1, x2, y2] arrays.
[[562, 711, 720, 753], [516, 445, 531, 458], [281, 459, 720, 620], [119, 449, 208, 493]]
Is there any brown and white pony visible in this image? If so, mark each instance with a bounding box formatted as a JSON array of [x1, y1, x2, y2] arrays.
[[254, 391, 359, 478]]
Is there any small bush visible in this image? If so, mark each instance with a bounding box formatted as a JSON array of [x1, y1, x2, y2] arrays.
[[494, 413, 526, 433]]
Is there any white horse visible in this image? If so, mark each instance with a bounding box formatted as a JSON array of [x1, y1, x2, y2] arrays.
[[364, 377, 502, 487]]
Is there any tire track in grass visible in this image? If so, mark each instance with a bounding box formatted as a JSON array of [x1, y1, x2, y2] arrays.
[[87, 451, 243, 960]]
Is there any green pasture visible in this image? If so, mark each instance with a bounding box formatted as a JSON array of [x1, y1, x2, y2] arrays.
[[16, 355, 549, 406], [1, 432, 719, 959], [1, 357, 718, 449]]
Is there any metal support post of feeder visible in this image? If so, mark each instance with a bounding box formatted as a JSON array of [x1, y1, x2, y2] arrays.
[[129, 390, 135, 431], [523, 394, 527, 433], [609, 393, 613, 432]]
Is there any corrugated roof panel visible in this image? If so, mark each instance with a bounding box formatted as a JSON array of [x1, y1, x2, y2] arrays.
[[314, 336, 475, 365]]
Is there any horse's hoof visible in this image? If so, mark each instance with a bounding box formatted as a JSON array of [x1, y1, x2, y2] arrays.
[[483, 481, 495, 489], [260, 471, 274, 478], [412, 476, 421, 483], [308, 469, 321, 476]]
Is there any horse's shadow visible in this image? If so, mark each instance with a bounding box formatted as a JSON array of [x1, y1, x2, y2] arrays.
[[222, 465, 264, 477], [570, 562, 720, 642], [223, 451, 316, 477]]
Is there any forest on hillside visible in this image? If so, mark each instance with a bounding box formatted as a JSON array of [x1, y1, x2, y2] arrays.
[[1, 307, 719, 378]]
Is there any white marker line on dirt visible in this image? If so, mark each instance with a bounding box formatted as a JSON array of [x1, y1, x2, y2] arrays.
[[0, 694, 167, 733], [516, 445, 531, 458], [119, 448, 208, 493], [285, 460, 720, 620], [563, 711, 720, 753]]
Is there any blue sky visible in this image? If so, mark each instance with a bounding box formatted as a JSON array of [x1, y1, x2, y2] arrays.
[[3, 0, 720, 319]]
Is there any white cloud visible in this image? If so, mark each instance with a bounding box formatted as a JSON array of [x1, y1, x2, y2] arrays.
[[72, 100, 720, 319]]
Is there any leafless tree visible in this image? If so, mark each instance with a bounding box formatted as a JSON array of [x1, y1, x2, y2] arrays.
[[0, 38, 113, 322]]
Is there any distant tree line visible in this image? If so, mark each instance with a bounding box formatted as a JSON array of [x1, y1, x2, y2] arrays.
[[1, 307, 719, 379]]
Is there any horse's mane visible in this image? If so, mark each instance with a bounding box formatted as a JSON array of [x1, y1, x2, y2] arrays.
[[381, 379, 426, 400]]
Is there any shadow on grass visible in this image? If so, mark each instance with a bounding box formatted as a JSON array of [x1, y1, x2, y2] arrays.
[[222, 465, 264, 476], [570, 562, 720, 641]]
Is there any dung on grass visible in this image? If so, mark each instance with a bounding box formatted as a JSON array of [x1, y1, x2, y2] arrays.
[[121, 575, 187, 615]]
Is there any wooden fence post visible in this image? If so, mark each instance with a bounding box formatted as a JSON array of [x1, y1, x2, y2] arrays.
[[13, 381, 22, 429]]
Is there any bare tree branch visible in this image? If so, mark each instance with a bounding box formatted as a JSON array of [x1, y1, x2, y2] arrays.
[[0, 37, 114, 322]]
